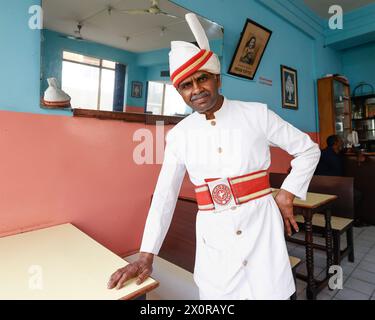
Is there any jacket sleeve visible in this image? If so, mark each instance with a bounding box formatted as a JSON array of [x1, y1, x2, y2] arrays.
[[139, 128, 186, 255], [262, 104, 321, 200]]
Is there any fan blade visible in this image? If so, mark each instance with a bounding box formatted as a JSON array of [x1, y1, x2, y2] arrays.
[[59, 34, 87, 42], [69, 36, 78, 40], [119, 9, 151, 15], [76, 37, 98, 43], [60, 34, 80, 41], [158, 11, 179, 19], [59, 34, 71, 39]]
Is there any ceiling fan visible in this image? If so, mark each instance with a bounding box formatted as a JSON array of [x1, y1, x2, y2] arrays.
[[60, 23, 86, 41], [117, 0, 179, 18], [67, 22, 84, 41]]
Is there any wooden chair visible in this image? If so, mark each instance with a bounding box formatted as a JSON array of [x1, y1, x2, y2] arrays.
[[270, 173, 355, 265], [294, 214, 354, 265]]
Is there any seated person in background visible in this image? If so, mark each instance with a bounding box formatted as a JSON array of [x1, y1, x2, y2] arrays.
[[314, 135, 344, 176], [315, 134, 368, 226]]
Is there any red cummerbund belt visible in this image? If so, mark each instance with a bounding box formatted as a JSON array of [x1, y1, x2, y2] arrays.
[[194, 170, 272, 211]]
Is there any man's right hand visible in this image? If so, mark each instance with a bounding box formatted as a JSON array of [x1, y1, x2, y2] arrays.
[[107, 252, 154, 290]]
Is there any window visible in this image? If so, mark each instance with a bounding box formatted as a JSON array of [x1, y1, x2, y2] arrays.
[[62, 51, 123, 111], [146, 81, 192, 116]]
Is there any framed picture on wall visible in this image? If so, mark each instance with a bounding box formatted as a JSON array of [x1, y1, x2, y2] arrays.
[[228, 18, 272, 80], [280, 65, 298, 110], [131, 81, 143, 98]]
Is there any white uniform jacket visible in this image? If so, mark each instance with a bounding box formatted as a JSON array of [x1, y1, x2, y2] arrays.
[[140, 97, 321, 300]]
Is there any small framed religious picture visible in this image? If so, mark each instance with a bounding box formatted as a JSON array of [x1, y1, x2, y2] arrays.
[[280, 65, 298, 110], [228, 18, 272, 80], [131, 81, 143, 98]]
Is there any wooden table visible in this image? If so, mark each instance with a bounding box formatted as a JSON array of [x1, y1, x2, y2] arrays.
[[0, 223, 159, 300], [272, 189, 338, 300]]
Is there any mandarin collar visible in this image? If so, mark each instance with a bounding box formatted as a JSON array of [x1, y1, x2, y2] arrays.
[[195, 96, 227, 120]]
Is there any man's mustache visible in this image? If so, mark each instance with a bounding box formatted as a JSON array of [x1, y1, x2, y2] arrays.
[[191, 92, 210, 102]]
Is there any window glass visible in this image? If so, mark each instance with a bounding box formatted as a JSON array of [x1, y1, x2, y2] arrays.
[[62, 61, 99, 109]]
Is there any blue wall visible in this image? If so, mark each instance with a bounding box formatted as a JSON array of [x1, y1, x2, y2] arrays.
[[342, 42, 375, 95], [3, 0, 371, 133], [324, 2, 375, 50], [0, 0, 49, 114], [173, 0, 327, 132]]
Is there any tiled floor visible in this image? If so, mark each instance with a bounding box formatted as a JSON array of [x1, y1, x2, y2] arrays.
[[287, 225, 375, 300]]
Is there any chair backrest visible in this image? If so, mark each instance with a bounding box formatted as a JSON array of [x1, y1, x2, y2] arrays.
[[158, 197, 197, 273], [269, 173, 355, 219]]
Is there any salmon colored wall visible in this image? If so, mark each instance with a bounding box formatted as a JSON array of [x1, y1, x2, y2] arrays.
[[0, 110, 318, 257], [0, 110, 169, 257], [269, 132, 319, 173], [125, 106, 145, 113]]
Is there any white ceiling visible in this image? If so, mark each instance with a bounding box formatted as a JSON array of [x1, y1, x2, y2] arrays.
[[303, 0, 375, 19], [42, 0, 223, 53]]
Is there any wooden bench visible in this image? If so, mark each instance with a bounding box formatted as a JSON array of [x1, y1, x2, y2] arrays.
[[148, 196, 301, 299], [270, 173, 355, 265], [294, 214, 354, 264]]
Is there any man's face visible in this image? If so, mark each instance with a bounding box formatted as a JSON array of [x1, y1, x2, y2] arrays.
[[249, 38, 256, 48], [334, 137, 343, 152], [176, 70, 221, 113], [336, 137, 343, 151]]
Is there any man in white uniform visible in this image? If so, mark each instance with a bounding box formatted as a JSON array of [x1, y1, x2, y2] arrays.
[[108, 13, 320, 300]]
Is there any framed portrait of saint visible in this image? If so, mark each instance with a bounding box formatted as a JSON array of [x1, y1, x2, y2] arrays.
[[131, 81, 143, 98], [280, 65, 298, 110], [228, 18, 272, 80]]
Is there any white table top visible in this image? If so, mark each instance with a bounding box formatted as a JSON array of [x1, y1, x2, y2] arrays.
[[0, 223, 158, 300]]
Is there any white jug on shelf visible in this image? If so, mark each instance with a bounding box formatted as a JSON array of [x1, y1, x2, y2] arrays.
[[352, 130, 360, 147], [43, 78, 71, 107], [347, 130, 360, 148]]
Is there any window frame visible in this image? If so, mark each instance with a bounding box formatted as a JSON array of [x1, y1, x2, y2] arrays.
[[146, 81, 190, 116], [62, 50, 117, 111], [62, 51, 188, 124]]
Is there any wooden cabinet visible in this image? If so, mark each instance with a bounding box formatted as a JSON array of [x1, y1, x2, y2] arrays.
[[351, 94, 375, 151], [344, 154, 375, 225], [317, 76, 352, 149]]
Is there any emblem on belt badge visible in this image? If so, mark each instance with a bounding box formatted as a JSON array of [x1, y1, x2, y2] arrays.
[[206, 178, 237, 212]]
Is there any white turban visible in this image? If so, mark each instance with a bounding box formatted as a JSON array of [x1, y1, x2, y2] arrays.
[[169, 13, 221, 88]]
